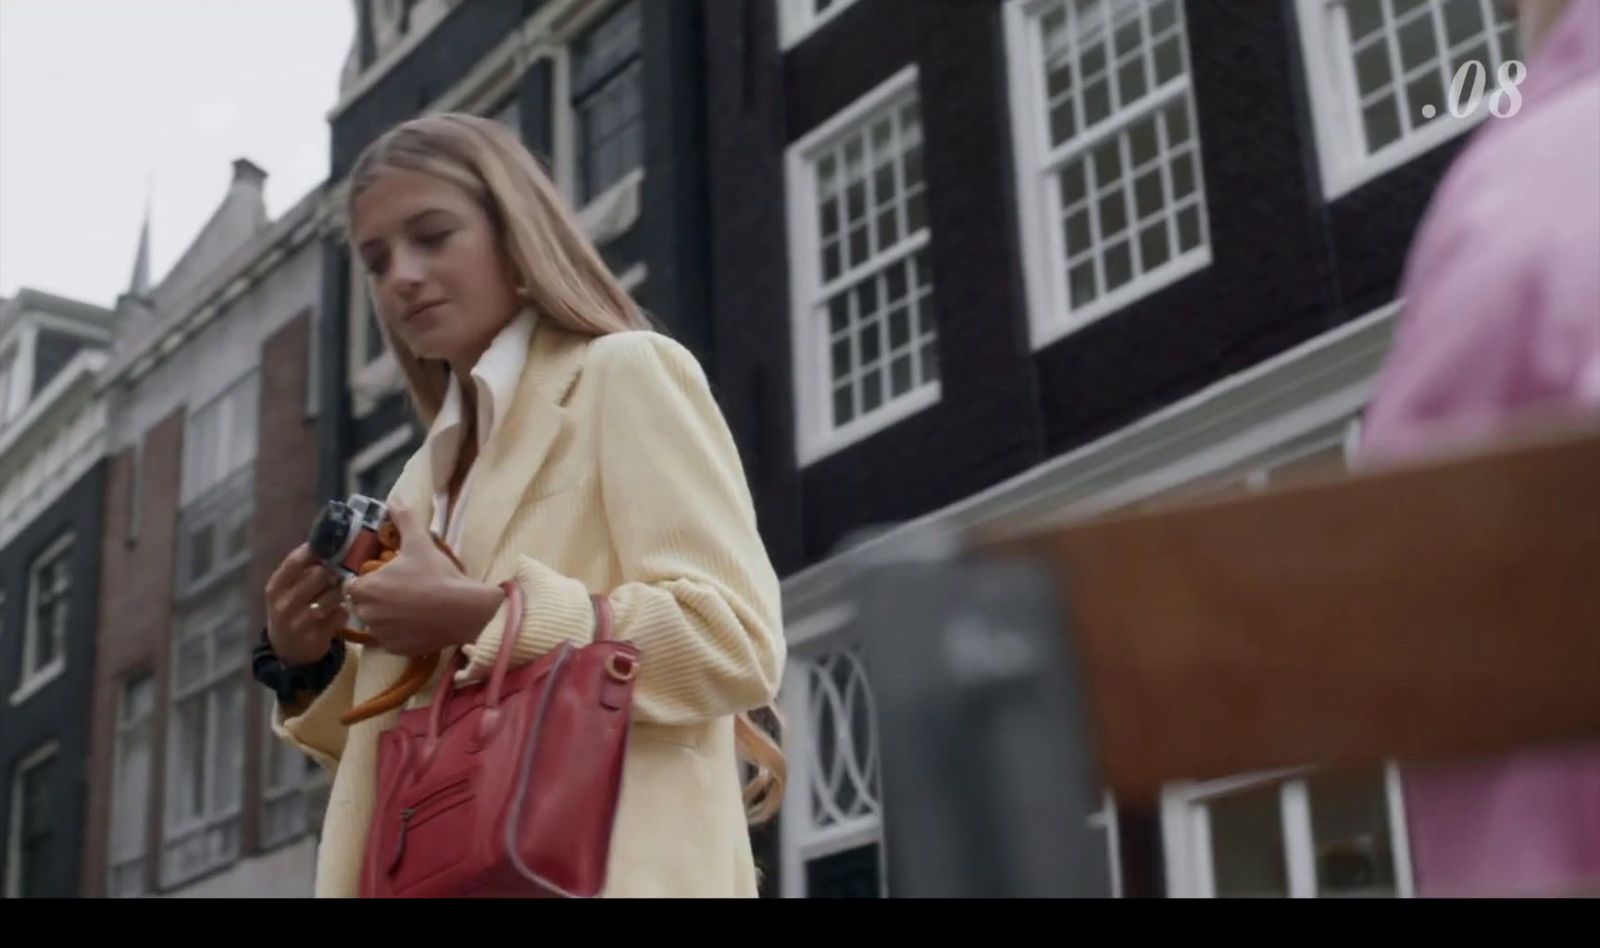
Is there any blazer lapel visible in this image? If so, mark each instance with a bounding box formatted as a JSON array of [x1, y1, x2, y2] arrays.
[[453, 324, 590, 580]]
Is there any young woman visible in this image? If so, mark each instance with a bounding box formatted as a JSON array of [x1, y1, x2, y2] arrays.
[[256, 112, 787, 898]]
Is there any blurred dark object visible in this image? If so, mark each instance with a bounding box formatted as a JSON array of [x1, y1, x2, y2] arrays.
[[856, 549, 1111, 898]]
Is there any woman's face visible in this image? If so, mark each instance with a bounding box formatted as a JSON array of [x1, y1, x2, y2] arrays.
[[351, 167, 521, 369]]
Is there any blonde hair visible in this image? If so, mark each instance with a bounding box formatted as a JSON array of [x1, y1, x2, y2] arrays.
[[344, 112, 786, 825]]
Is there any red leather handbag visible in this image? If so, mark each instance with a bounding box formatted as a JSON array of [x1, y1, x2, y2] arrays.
[[359, 582, 640, 898]]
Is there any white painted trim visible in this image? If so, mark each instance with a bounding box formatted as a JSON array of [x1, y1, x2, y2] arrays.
[[1293, 0, 1510, 200], [779, 0, 862, 51], [1385, 760, 1417, 898], [345, 424, 417, 498], [15, 324, 38, 415], [0, 395, 108, 553], [107, 674, 155, 896], [786, 65, 938, 467], [778, 662, 813, 898], [617, 262, 648, 294], [5, 740, 60, 898], [1281, 779, 1317, 897], [577, 167, 644, 247], [11, 531, 74, 704]]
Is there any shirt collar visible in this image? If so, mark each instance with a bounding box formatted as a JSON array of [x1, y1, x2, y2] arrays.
[[425, 307, 538, 492]]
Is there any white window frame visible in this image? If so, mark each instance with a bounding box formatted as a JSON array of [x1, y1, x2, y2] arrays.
[[345, 423, 417, 499], [1295, 0, 1520, 200], [107, 673, 155, 897], [5, 741, 60, 898], [0, 343, 18, 429], [11, 531, 72, 704], [348, 254, 401, 420], [1160, 763, 1416, 898], [260, 702, 316, 850], [786, 64, 942, 466], [180, 372, 259, 507], [160, 595, 250, 888], [779, 0, 862, 50], [1005, 0, 1213, 351]]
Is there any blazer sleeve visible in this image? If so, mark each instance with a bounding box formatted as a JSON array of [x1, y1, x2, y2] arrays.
[[270, 643, 361, 771], [458, 332, 786, 725]]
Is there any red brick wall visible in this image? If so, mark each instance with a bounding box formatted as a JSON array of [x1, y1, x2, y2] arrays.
[[244, 311, 321, 852], [82, 405, 183, 896]]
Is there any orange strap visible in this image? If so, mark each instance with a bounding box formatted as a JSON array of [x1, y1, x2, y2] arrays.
[[336, 530, 472, 726]]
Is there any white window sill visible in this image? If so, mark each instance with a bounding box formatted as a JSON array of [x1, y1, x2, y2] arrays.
[[350, 351, 402, 419], [578, 168, 644, 248], [780, 0, 860, 51], [798, 382, 941, 468], [9, 656, 65, 706], [1030, 247, 1213, 352]]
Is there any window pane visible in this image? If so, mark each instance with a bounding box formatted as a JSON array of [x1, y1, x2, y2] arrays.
[[1397, 15, 1439, 75], [833, 383, 854, 426], [1407, 72, 1444, 129], [1070, 260, 1097, 307], [861, 368, 883, 413], [1082, 77, 1111, 126], [1443, 0, 1485, 46], [1065, 207, 1093, 255], [1176, 203, 1203, 252], [1346, 0, 1385, 43], [1098, 188, 1128, 239], [20, 756, 57, 896], [1354, 39, 1393, 98], [170, 698, 206, 822], [1363, 97, 1403, 151], [1308, 770, 1398, 897], [1208, 784, 1290, 898], [213, 678, 246, 813], [1139, 220, 1170, 270], [1104, 239, 1132, 291]]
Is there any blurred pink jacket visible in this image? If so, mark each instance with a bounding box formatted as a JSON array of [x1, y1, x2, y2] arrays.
[[1358, 2, 1600, 898]]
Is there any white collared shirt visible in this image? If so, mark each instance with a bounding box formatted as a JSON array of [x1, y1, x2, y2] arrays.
[[423, 308, 538, 554]]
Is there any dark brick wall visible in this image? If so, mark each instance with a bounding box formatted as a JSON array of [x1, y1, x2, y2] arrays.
[[704, 0, 1457, 570], [83, 407, 183, 896], [0, 462, 106, 897], [333, 0, 539, 180]]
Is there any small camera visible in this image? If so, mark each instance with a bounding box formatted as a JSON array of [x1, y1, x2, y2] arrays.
[[309, 494, 397, 579]]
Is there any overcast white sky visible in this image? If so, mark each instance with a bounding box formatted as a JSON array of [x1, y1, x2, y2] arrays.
[[0, 0, 354, 309]]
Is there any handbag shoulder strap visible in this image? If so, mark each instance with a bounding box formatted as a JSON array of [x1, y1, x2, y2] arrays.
[[590, 594, 613, 643]]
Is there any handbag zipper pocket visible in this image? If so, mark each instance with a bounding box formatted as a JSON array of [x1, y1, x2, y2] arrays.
[[389, 778, 471, 875]]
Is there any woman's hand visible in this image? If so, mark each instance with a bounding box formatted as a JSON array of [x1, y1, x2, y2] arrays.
[[342, 500, 507, 657], [265, 544, 347, 668]]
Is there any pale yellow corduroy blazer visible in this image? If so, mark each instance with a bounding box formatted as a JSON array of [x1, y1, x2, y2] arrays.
[[272, 325, 786, 898]]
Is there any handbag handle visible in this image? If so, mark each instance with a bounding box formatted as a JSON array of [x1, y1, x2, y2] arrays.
[[425, 585, 615, 748]]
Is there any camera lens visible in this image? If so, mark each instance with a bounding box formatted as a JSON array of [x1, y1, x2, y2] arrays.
[[309, 501, 353, 563]]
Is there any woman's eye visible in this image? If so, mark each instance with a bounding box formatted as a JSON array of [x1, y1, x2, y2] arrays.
[[364, 258, 388, 277], [417, 231, 450, 247]]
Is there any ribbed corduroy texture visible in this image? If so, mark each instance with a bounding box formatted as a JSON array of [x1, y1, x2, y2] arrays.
[[273, 328, 786, 897]]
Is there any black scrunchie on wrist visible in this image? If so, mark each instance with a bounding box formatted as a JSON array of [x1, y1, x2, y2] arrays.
[[251, 629, 346, 708]]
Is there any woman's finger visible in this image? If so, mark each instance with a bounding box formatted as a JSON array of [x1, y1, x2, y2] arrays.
[[288, 564, 339, 613], [266, 544, 314, 598]]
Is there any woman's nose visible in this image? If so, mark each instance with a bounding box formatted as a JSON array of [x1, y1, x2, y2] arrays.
[[386, 249, 426, 296]]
